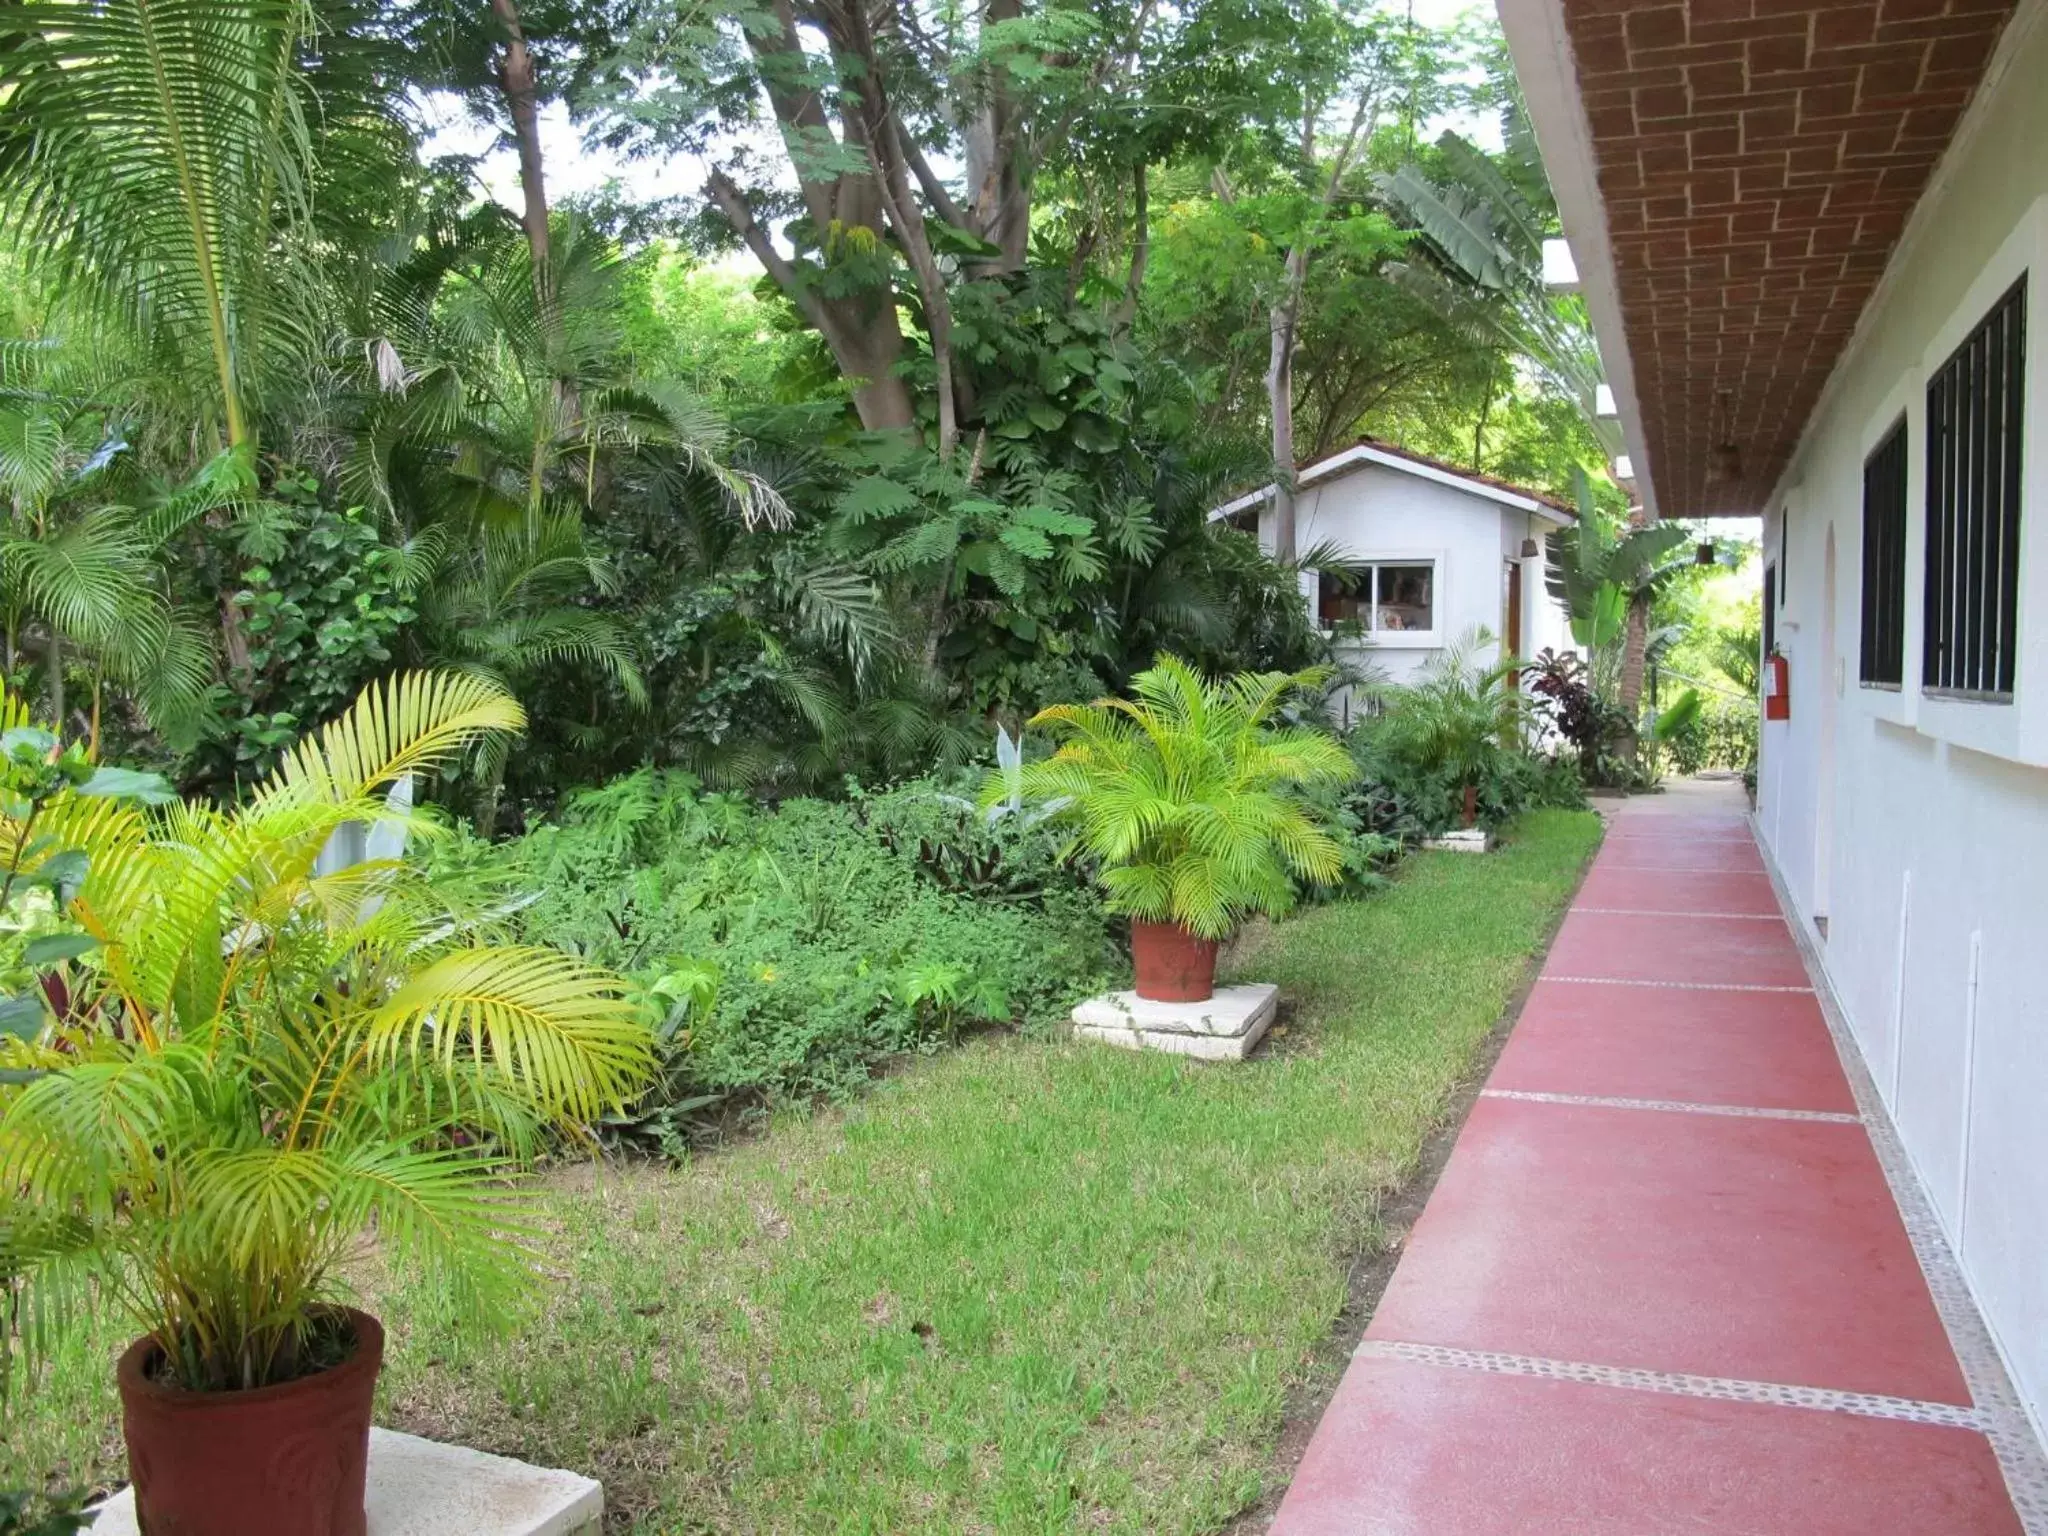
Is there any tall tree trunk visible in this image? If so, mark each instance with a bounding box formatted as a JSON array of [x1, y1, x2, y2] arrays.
[[490, 0, 580, 454], [1267, 263, 1305, 565], [1257, 92, 1378, 568], [1617, 587, 1650, 760], [964, 0, 1029, 274], [490, 0, 550, 276], [711, 0, 917, 433], [706, 175, 915, 432], [1112, 162, 1149, 331], [44, 628, 62, 730]]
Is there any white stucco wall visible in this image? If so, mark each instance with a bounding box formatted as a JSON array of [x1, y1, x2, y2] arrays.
[[1756, 7, 2048, 1441], [1248, 460, 1571, 720]]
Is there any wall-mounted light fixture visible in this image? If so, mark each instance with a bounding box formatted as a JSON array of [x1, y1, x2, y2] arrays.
[[1521, 537, 1541, 559], [1542, 239, 1579, 291], [1594, 383, 1617, 417], [1613, 454, 1634, 481]]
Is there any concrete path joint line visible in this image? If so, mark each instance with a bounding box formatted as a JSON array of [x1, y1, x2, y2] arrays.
[[1353, 1341, 1988, 1430], [1480, 1088, 1863, 1124], [1544, 976, 1815, 994], [1571, 907, 1786, 919]]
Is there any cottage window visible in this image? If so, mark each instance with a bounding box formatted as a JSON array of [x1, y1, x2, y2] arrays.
[[1859, 419, 1909, 687], [1924, 275, 2026, 700], [1319, 561, 1435, 634]]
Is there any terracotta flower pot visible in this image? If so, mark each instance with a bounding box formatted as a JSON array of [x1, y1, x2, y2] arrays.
[[117, 1308, 384, 1536], [1131, 918, 1220, 1002]]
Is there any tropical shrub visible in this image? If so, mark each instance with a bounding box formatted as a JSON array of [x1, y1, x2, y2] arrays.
[[998, 658, 1357, 939], [0, 673, 654, 1394], [421, 769, 1119, 1132], [1361, 629, 1531, 829], [183, 486, 419, 794], [1526, 646, 1636, 786], [1659, 691, 1756, 775], [1347, 714, 1583, 837]]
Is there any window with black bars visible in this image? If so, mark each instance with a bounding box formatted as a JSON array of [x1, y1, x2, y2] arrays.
[[1923, 275, 2026, 699], [1763, 564, 1776, 659], [1860, 420, 1908, 686]]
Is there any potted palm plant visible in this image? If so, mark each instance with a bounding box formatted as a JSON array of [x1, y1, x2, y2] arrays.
[[0, 673, 654, 1536], [1370, 628, 1527, 831], [996, 657, 1355, 1003]]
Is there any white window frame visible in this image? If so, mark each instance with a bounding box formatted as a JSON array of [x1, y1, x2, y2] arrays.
[[1911, 195, 2048, 766], [1317, 552, 1445, 649]]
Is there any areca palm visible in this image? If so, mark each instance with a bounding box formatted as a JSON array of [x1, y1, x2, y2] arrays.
[[0, 0, 330, 453], [0, 355, 216, 729], [1000, 657, 1356, 939], [1366, 627, 1527, 828], [0, 670, 654, 1393]]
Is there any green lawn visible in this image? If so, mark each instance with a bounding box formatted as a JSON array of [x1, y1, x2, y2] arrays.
[[5, 810, 1599, 1533]]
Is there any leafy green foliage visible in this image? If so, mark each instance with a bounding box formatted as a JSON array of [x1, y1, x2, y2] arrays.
[[0, 672, 653, 1395], [0, 810, 1603, 1529], [1352, 631, 1583, 831], [1657, 690, 1756, 776], [185, 483, 416, 791], [1001, 658, 1356, 938], [0, 1488, 90, 1536], [418, 768, 1119, 1120], [1358, 629, 1526, 823]]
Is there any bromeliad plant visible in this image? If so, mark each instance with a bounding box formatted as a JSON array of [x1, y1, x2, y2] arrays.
[[997, 657, 1357, 941], [0, 672, 654, 1395]]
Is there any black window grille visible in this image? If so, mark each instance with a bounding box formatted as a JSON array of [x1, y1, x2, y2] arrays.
[[1860, 420, 1908, 686], [1763, 563, 1777, 660], [1923, 276, 2026, 699]]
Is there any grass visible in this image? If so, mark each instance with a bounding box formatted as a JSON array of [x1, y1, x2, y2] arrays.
[[4, 810, 1600, 1532]]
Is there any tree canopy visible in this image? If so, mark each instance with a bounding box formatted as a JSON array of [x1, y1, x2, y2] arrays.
[[0, 0, 1626, 823]]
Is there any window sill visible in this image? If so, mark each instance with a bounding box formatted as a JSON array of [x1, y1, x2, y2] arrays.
[[1921, 687, 2014, 705], [1329, 631, 1445, 650], [1913, 689, 2045, 767]]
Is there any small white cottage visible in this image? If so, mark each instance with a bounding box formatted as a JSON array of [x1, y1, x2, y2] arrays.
[[1213, 439, 1580, 720]]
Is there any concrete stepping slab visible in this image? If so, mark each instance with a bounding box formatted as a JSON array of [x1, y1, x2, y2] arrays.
[[1576, 864, 1780, 914], [92, 1428, 601, 1536], [1071, 983, 1277, 1061], [1543, 909, 1812, 987], [1594, 838, 1767, 873]]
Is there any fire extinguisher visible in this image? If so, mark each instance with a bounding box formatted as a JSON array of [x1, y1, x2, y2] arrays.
[[1764, 650, 1790, 721]]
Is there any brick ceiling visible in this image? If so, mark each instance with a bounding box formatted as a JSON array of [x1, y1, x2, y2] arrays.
[[1559, 0, 2017, 517]]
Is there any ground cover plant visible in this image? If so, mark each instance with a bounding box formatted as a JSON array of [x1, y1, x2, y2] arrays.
[[419, 765, 1124, 1138], [1, 811, 1600, 1530]]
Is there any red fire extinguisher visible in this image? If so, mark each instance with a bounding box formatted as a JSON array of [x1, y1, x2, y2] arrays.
[[1764, 651, 1790, 721]]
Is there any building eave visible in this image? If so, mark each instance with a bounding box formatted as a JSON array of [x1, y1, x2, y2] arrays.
[[1210, 441, 1577, 525], [1497, 0, 1661, 520]]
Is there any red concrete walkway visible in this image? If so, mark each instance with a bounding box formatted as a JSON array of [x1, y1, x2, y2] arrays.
[[1269, 786, 2039, 1535]]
